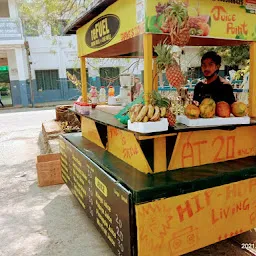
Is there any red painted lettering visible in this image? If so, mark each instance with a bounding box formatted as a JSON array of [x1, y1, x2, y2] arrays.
[[211, 209, 220, 224], [204, 190, 214, 207], [176, 200, 193, 222], [227, 22, 248, 35], [212, 136, 225, 162], [193, 140, 207, 165], [226, 184, 237, 200], [191, 194, 204, 213], [212, 198, 249, 225], [181, 142, 194, 167], [211, 6, 227, 21], [249, 179, 256, 193], [226, 136, 235, 159]]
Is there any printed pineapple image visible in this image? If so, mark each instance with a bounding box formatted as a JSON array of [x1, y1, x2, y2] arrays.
[[162, 0, 190, 46]]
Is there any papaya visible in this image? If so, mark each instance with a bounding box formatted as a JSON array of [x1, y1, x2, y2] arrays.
[[185, 104, 200, 119], [199, 98, 216, 118], [216, 101, 231, 118], [231, 102, 248, 117]]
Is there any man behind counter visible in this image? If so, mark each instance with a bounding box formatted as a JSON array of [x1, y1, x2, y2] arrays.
[[193, 51, 236, 105]]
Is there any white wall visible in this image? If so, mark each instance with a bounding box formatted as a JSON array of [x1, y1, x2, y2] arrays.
[[8, 0, 18, 18], [7, 49, 18, 80], [6, 47, 28, 81], [27, 35, 146, 80], [28, 36, 78, 79]]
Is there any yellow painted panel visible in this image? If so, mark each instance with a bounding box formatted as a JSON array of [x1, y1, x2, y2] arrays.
[[81, 117, 105, 149], [154, 137, 166, 173], [249, 42, 256, 117], [169, 126, 256, 170], [77, 0, 144, 57], [146, 0, 256, 41], [107, 126, 152, 174], [136, 178, 256, 256]]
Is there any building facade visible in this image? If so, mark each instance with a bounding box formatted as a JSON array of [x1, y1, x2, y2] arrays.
[[1, 0, 232, 107]]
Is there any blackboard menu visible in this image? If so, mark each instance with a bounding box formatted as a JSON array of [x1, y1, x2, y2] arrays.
[[59, 137, 133, 256]]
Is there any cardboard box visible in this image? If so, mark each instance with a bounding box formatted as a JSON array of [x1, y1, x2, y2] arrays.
[[36, 153, 64, 187]]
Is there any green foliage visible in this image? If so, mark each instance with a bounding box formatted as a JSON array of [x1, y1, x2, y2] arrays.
[[154, 42, 175, 71], [0, 85, 9, 96], [17, 0, 93, 36], [234, 60, 250, 80], [199, 45, 249, 67]]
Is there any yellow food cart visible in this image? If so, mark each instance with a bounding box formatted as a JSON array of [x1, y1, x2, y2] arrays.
[[61, 0, 256, 255]]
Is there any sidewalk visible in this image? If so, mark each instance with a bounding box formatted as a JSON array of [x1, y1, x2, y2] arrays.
[[0, 100, 74, 114], [0, 108, 114, 256]]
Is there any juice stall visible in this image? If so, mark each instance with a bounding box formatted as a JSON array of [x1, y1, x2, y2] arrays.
[[61, 0, 256, 255]]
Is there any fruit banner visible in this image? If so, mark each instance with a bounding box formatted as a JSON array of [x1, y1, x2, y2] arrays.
[[146, 0, 256, 41], [77, 0, 144, 57]]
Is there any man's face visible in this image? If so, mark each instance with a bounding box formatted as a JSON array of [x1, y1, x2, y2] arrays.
[[201, 58, 219, 79]]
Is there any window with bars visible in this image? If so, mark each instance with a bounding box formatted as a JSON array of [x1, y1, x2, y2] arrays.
[[66, 68, 88, 89], [35, 70, 60, 91], [99, 67, 120, 87]]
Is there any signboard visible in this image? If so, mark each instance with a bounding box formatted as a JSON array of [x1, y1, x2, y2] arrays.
[[136, 177, 256, 255], [146, 0, 256, 41], [169, 125, 256, 170], [77, 0, 144, 57], [59, 137, 133, 256], [85, 14, 120, 48], [0, 19, 22, 40]]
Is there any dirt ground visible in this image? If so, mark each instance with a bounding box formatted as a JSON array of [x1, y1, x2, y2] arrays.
[[0, 108, 114, 256]]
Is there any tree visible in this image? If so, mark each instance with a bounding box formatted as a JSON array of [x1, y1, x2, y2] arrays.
[[17, 0, 94, 36], [199, 45, 250, 67]]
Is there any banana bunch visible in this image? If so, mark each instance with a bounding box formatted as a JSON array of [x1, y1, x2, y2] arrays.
[[129, 104, 167, 123]]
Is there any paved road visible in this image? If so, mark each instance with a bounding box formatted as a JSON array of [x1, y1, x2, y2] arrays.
[[0, 108, 114, 256]]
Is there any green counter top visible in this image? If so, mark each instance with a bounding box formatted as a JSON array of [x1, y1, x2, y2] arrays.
[[63, 133, 256, 204]]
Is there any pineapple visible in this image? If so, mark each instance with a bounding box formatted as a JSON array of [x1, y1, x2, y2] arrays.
[[163, 0, 190, 46], [150, 90, 176, 127], [166, 109, 176, 127], [154, 42, 185, 89], [166, 62, 185, 89], [150, 90, 170, 108]]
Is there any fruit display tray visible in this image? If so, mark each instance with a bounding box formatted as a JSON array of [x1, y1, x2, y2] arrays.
[[177, 115, 250, 127], [128, 118, 168, 133]]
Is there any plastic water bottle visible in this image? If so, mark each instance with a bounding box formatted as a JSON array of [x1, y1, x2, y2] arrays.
[[108, 85, 115, 97], [90, 86, 98, 108], [99, 86, 106, 104]]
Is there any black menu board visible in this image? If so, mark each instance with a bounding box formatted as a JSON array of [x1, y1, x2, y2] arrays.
[[59, 137, 133, 256]]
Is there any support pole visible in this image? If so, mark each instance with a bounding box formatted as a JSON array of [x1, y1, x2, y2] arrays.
[[153, 58, 158, 91], [249, 42, 256, 117], [80, 57, 87, 103], [143, 34, 153, 104]]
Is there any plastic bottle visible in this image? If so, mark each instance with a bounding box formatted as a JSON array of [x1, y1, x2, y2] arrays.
[[99, 86, 106, 104], [90, 86, 98, 108], [108, 85, 115, 97]]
